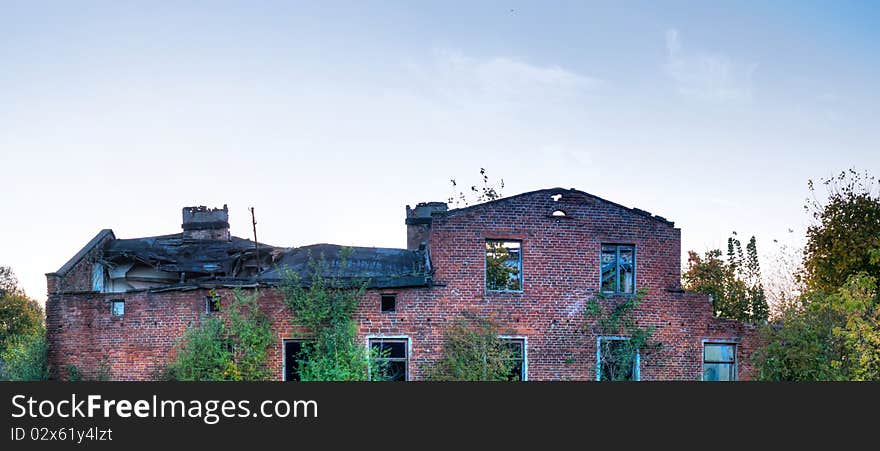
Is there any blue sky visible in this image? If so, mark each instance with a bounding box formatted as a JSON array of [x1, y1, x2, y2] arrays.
[[2, 1, 878, 301]]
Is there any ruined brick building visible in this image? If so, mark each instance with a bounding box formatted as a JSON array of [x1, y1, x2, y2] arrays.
[[46, 188, 758, 381]]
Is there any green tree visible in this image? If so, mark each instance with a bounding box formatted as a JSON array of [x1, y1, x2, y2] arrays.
[[753, 295, 844, 381], [682, 234, 768, 323], [755, 170, 880, 380], [803, 169, 880, 293], [829, 271, 880, 380], [0, 266, 46, 381], [0, 266, 21, 296], [755, 271, 880, 381], [424, 312, 518, 381], [281, 251, 382, 381], [0, 267, 44, 348], [165, 289, 273, 381], [1, 331, 49, 381]]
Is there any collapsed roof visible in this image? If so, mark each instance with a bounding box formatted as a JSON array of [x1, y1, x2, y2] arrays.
[[93, 233, 429, 293], [52, 188, 675, 295]]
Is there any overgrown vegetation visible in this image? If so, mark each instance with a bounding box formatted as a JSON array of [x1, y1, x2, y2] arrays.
[[0, 266, 47, 381], [424, 312, 519, 381], [1, 331, 48, 381], [803, 170, 880, 293], [682, 233, 769, 323], [585, 288, 661, 381], [164, 289, 274, 381], [755, 170, 880, 380], [281, 251, 384, 381]]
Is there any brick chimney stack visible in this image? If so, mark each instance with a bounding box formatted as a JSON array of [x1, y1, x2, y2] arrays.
[[182, 205, 230, 241], [405, 202, 447, 250]]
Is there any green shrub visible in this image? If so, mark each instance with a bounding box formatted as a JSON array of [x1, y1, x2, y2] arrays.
[[281, 251, 383, 381], [1, 330, 48, 381], [424, 312, 518, 381], [164, 289, 273, 381]]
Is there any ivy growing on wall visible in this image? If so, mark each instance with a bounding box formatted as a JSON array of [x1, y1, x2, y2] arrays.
[[424, 312, 518, 381], [585, 288, 662, 381]]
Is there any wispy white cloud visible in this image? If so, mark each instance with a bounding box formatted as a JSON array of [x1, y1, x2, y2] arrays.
[[409, 49, 602, 109], [665, 29, 757, 103]]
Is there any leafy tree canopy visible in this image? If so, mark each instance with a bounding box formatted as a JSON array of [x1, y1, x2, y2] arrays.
[[0, 266, 43, 349], [755, 170, 880, 381], [0, 266, 47, 381], [682, 234, 769, 323], [803, 169, 880, 293]]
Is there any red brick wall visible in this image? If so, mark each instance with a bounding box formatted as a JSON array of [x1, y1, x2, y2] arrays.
[[46, 232, 114, 296], [46, 189, 760, 381]]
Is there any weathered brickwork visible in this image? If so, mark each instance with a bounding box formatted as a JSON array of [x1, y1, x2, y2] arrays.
[[46, 230, 114, 295], [46, 189, 759, 381]]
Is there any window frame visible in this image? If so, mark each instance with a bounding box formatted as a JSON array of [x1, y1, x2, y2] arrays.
[[596, 336, 640, 381], [110, 299, 125, 317], [92, 264, 106, 292], [499, 336, 528, 381], [701, 341, 738, 382], [600, 244, 637, 295], [366, 336, 410, 381], [205, 293, 221, 314], [485, 239, 524, 293]]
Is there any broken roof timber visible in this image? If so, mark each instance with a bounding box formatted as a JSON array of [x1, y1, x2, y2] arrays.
[[95, 235, 431, 290]]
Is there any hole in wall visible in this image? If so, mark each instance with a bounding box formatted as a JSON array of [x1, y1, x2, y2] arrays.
[[551, 194, 563, 202], [552, 210, 567, 217]]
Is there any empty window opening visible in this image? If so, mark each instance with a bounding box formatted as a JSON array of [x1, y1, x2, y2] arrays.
[[110, 300, 125, 317], [205, 294, 221, 313], [703, 343, 737, 381], [380, 294, 397, 313], [284, 340, 307, 381], [92, 264, 106, 292], [500, 338, 526, 381], [551, 193, 563, 202], [601, 244, 635, 294], [486, 240, 522, 291], [597, 337, 639, 381], [551, 210, 567, 217], [370, 338, 408, 381]]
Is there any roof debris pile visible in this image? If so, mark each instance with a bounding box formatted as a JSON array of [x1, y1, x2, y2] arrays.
[[96, 234, 429, 293]]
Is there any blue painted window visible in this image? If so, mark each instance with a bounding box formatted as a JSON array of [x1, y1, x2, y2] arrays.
[[601, 245, 635, 294], [703, 343, 737, 381], [486, 240, 522, 291], [110, 300, 125, 317], [597, 337, 640, 381]]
